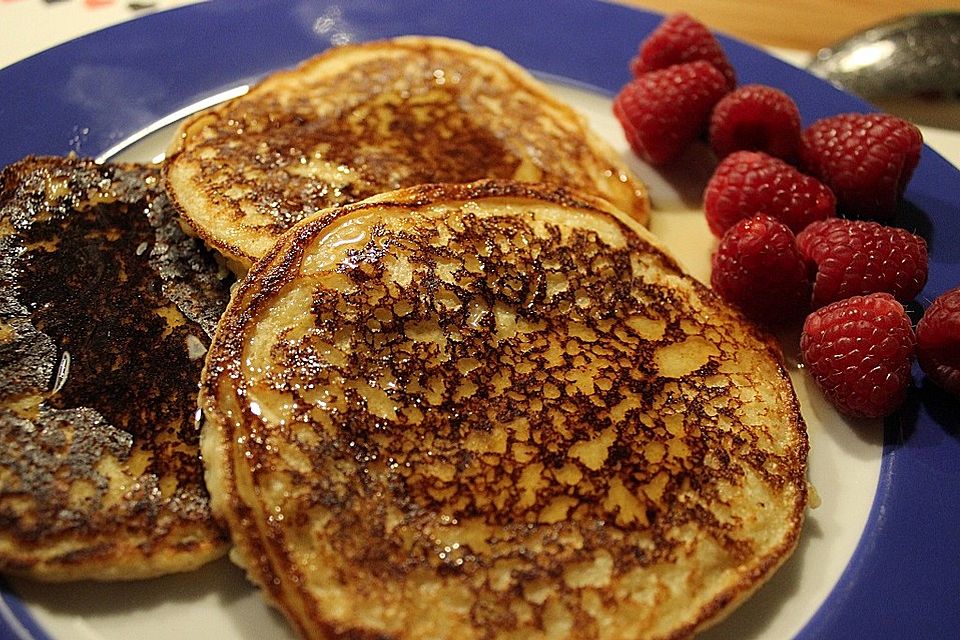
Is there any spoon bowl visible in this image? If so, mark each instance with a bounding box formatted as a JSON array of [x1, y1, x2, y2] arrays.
[[807, 12, 960, 129]]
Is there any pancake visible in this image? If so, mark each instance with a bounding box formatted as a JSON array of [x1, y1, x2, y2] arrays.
[[200, 179, 809, 639], [164, 36, 649, 271], [0, 156, 231, 581]]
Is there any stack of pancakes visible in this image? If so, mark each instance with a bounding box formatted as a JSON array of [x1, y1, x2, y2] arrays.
[[0, 36, 807, 639]]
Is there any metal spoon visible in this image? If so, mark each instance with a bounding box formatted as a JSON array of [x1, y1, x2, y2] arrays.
[[806, 12, 960, 128]]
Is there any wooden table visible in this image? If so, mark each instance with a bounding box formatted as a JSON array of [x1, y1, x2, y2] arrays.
[[617, 0, 960, 52]]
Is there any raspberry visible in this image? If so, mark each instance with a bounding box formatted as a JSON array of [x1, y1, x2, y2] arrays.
[[800, 113, 923, 220], [796, 218, 928, 308], [614, 61, 729, 165], [711, 214, 811, 326], [801, 293, 915, 418], [708, 84, 802, 161], [916, 287, 960, 395], [630, 12, 737, 90], [704, 150, 835, 237]]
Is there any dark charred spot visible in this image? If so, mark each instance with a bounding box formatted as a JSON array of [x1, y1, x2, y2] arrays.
[[0, 157, 231, 566]]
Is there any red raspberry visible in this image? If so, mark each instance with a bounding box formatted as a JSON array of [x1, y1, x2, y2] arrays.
[[708, 84, 802, 161], [800, 293, 915, 418], [630, 12, 736, 90], [704, 150, 836, 237], [796, 218, 928, 308], [916, 287, 960, 395], [711, 214, 811, 326], [614, 61, 729, 165], [800, 113, 923, 220]]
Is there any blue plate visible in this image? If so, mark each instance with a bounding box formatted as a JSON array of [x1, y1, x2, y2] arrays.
[[1, 1, 958, 638]]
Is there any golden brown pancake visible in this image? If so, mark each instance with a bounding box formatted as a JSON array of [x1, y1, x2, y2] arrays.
[[200, 179, 808, 639], [0, 156, 231, 581], [164, 36, 649, 270]]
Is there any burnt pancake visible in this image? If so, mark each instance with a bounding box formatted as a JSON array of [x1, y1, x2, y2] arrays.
[[0, 156, 231, 581], [164, 36, 649, 271], [200, 179, 809, 639]]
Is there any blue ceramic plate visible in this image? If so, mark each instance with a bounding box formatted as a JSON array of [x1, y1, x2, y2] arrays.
[[1, 2, 958, 639]]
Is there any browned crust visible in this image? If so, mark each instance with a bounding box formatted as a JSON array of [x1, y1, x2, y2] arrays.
[[202, 179, 807, 639], [163, 36, 649, 269], [0, 156, 231, 581], [238, 179, 663, 307]]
